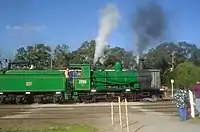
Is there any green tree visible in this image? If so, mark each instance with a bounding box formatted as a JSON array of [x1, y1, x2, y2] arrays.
[[71, 40, 96, 64], [103, 46, 136, 69], [0, 54, 3, 69], [14, 47, 28, 61], [14, 44, 52, 69], [144, 42, 177, 83], [144, 42, 200, 84], [53, 44, 71, 69], [172, 61, 200, 89]]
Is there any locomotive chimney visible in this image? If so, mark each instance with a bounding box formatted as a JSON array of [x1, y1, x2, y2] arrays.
[[138, 58, 144, 70]]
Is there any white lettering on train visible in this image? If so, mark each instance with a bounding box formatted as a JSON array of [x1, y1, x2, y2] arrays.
[[78, 80, 87, 84]]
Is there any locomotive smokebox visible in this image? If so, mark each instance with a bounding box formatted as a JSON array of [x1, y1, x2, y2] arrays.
[[138, 58, 145, 70]]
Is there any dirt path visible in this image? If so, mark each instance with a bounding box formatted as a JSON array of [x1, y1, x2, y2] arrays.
[[102, 112, 200, 132]]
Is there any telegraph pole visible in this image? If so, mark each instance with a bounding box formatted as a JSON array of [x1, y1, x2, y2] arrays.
[[170, 52, 175, 97], [50, 50, 53, 70], [171, 52, 175, 71]]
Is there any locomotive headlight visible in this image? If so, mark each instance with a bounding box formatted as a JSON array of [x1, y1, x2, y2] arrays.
[[56, 92, 61, 94], [126, 89, 131, 92], [91, 89, 96, 92]]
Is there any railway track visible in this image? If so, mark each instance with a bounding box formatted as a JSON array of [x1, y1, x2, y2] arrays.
[[0, 100, 178, 120]]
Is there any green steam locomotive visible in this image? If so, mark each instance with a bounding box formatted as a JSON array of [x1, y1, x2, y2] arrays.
[[0, 59, 164, 104]]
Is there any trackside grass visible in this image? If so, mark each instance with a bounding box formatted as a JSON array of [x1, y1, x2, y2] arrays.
[[0, 125, 98, 132], [190, 117, 200, 124]]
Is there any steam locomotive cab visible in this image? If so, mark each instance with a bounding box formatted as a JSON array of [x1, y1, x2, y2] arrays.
[[135, 58, 163, 101]]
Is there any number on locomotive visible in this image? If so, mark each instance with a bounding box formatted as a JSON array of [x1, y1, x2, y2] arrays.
[[78, 80, 87, 84]]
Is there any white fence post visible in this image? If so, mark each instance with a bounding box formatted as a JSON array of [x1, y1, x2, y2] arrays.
[[111, 102, 114, 124], [189, 90, 195, 118], [118, 96, 122, 131], [170, 79, 174, 97], [125, 98, 129, 132], [110, 97, 130, 132]]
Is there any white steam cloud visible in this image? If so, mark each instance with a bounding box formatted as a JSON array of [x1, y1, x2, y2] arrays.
[[93, 3, 120, 65]]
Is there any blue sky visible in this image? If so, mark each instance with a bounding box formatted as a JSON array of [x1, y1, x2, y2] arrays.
[[0, 0, 200, 57]]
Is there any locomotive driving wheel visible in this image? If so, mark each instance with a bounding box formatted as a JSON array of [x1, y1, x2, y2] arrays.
[[0, 96, 4, 104], [81, 95, 96, 103], [15, 96, 21, 104], [112, 96, 118, 102], [105, 94, 113, 102], [105, 94, 119, 102], [53, 96, 58, 104], [34, 95, 42, 104]]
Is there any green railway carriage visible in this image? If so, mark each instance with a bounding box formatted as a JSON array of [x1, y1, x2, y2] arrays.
[[0, 70, 66, 92], [0, 61, 69, 104]]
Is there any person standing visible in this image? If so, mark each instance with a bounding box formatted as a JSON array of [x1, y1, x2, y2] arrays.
[[174, 86, 189, 121], [194, 81, 200, 117]]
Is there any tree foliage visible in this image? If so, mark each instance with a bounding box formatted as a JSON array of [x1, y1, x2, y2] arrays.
[[14, 44, 51, 69], [172, 61, 200, 88], [7, 40, 200, 88], [53, 44, 71, 69]]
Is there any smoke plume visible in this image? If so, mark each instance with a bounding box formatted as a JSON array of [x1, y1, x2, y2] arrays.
[[133, 1, 167, 56], [93, 3, 120, 65]]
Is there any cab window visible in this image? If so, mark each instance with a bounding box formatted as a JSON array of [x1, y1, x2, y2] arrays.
[[69, 68, 82, 79]]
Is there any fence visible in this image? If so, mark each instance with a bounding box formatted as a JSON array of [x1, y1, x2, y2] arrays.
[[110, 96, 129, 132], [110, 91, 197, 132], [189, 90, 196, 118]]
